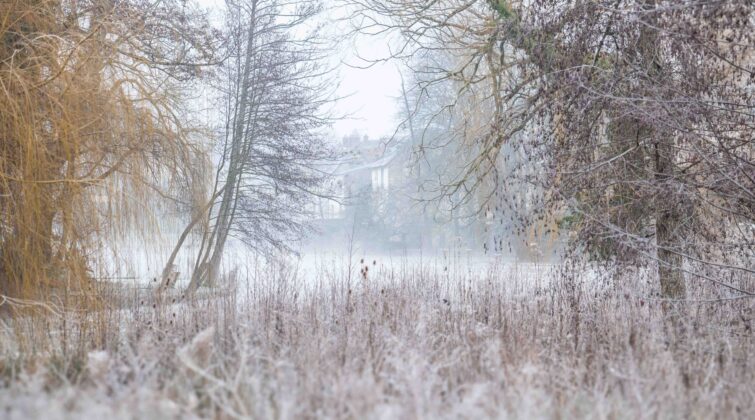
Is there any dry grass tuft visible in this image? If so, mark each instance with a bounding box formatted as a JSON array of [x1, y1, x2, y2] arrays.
[[0, 258, 753, 418]]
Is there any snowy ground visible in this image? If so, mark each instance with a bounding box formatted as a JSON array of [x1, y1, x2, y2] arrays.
[[3, 239, 751, 419], [2, 253, 752, 419]]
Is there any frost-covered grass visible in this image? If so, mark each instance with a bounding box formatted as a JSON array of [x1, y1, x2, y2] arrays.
[[0, 258, 753, 419]]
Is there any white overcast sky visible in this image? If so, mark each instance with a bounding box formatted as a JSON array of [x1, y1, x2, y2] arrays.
[[326, 22, 403, 140], [198, 0, 403, 141]]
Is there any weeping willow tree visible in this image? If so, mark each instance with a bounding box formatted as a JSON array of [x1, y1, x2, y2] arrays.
[[0, 0, 216, 311]]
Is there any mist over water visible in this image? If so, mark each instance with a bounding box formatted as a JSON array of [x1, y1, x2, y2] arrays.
[[97, 221, 562, 289]]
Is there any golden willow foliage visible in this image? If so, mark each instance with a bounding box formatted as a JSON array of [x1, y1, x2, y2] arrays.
[[0, 0, 214, 309]]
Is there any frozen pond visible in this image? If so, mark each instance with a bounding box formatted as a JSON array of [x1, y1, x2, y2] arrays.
[[95, 232, 565, 293]]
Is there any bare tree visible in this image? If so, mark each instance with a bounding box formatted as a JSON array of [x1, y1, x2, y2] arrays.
[[168, 0, 333, 293], [348, 0, 754, 302]]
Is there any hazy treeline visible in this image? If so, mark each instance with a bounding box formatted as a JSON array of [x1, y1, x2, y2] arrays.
[[349, 0, 754, 304]]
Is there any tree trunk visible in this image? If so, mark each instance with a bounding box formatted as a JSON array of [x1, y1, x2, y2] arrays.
[[161, 189, 223, 290], [186, 2, 258, 294], [655, 139, 686, 301], [638, 0, 686, 303]]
